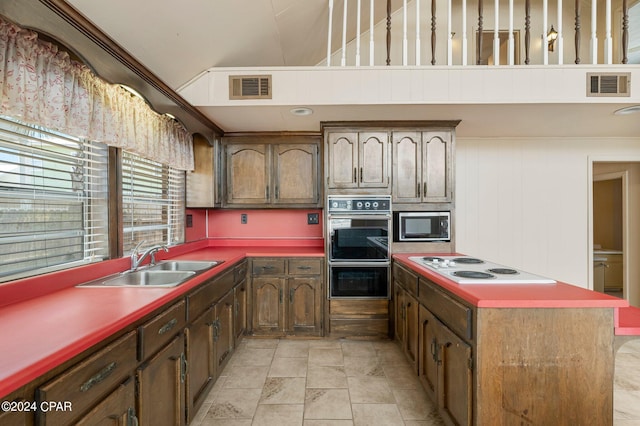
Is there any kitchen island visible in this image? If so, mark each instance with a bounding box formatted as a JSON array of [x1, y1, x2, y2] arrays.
[[393, 253, 629, 426]]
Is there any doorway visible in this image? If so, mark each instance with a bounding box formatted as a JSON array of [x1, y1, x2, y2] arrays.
[[592, 172, 625, 298]]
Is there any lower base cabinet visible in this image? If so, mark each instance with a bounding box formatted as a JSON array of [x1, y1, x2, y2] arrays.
[[136, 334, 186, 426], [75, 377, 137, 426]]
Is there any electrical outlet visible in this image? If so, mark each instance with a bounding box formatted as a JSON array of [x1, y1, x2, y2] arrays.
[[241, 213, 248, 224], [307, 212, 319, 225], [186, 214, 193, 228]]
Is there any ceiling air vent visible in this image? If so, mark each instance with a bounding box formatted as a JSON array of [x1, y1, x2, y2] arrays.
[[587, 73, 631, 97], [229, 75, 272, 100]]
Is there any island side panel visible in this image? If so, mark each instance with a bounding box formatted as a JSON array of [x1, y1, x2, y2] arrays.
[[475, 307, 615, 425]]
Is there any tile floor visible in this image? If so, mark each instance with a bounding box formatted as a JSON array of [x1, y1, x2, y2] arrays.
[[190, 337, 640, 426]]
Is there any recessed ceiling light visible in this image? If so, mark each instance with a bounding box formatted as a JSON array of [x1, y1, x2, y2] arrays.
[[614, 105, 640, 115], [290, 107, 313, 116]]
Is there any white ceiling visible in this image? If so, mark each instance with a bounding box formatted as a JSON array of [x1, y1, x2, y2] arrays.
[[64, 0, 640, 137]]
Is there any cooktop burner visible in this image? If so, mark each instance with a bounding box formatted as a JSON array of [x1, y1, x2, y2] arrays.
[[488, 268, 518, 275], [452, 270, 494, 279], [407, 255, 556, 284], [452, 257, 484, 264]]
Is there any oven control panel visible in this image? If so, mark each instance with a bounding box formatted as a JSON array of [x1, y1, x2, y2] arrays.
[[327, 196, 391, 213]]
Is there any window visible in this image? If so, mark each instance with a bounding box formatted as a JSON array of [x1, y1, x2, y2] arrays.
[[0, 116, 109, 281], [121, 151, 185, 254], [629, 1, 640, 64]]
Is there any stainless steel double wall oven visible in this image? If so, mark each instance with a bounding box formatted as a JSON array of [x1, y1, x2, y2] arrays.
[[326, 195, 391, 299]]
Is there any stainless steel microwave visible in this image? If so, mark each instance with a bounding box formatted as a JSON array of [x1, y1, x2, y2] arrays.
[[392, 211, 450, 242]]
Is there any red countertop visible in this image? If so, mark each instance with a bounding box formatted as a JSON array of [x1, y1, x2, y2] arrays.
[[393, 254, 629, 309], [0, 239, 324, 398]]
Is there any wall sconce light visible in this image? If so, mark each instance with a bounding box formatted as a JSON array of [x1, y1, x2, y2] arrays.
[[547, 25, 558, 52]]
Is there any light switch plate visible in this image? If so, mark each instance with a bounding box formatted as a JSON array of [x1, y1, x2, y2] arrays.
[[307, 213, 319, 225]]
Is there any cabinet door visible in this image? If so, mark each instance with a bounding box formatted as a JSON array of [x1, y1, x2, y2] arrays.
[[185, 309, 214, 421], [422, 131, 452, 202], [359, 132, 389, 188], [235, 280, 247, 340], [137, 335, 186, 426], [436, 320, 472, 426], [327, 132, 358, 189], [273, 143, 318, 205], [76, 377, 136, 426], [404, 293, 419, 372], [392, 131, 422, 203], [225, 143, 270, 204], [214, 290, 235, 374], [252, 277, 285, 333], [287, 276, 322, 335], [418, 305, 438, 402], [394, 283, 406, 344], [186, 134, 217, 207]]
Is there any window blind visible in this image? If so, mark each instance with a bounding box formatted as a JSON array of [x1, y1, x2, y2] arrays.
[[121, 151, 185, 254], [0, 115, 109, 281]]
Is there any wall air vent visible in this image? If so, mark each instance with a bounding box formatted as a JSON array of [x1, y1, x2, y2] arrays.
[[229, 75, 272, 100], [587, 73, 631, 97]]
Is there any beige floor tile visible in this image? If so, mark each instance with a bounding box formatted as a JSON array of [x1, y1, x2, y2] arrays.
[[614, 390, 640, 420], [341, 341, 377, 357], [393, 388, 441, 422], [275, 340, 311, 358], [269, 357, 308, 377], [306, 365, 348, 388], [351, 403, 404, 426], [343, 356, 384, 377], [198, 419, 252, 426], [205, 388, 261, 419], [243, 338, 280, 349], [252, 404, 304, 426], [304, 388, 353, 420], [260, 377, 307, 404], [383, 364, 422, 389], [304, 420, 354, 426], [309, 347, 344, 366], [230, 347, 275, 366], [348, 376, 395, 404], [223, 365, 269, 389], [308, 339, 343, 349]]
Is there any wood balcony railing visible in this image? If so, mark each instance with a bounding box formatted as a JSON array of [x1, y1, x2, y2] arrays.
[[325, 0, 635, 67]]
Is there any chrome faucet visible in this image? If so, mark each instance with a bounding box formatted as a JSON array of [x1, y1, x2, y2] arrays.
[[130, 241, 169, 271]]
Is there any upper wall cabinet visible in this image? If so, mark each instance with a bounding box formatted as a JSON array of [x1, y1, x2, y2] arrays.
[[222, 135, 321, 208], [392, 130, 454, 204], [187, 134, 220, 208], [326, 130, 390, 192]]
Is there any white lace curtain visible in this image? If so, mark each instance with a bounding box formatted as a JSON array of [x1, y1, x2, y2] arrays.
[[0, 16, 194, 170]]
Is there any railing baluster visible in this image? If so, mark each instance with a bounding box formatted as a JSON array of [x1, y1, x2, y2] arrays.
[[591, 0, 597, 64], [508, 0, 514, 65], [622, 0, 629, 64], [327, 0, 334, 66], [575, 0, 581, 64], [447, 0, 453, 65], [543, 0, 548, 65], [370, 0, 375, 65], [605, 0, 612, 64], [341, 0, 348, 66], [431, 0, 437, 65], [403, 0, 408, 65], [462, 0, 468, 65], [416, 0, 422, 66], [525, 0, 531, 64], [386, 0, 391, 65], [557, 0, 564, 64], [356, 0, 362, 66], [477, 0, 484, 65], [494, 0, 500, 65]]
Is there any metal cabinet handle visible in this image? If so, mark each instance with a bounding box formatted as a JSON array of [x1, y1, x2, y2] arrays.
[[212, 320, 220, 342], [417, 182, 421, 197], [266, 185, 270, 199], [279, 289, 283, 303], [297, 266, 312, 270], [158, 318, 178, 335], [289, 288, 294, 303], [128, 407, 139, 426], [360, 167, 363, 182], [180, 352, 188, 384], [423, 182, 427, 197], [430, 338, 438, 362], [353, 167, 357, 183], [275, 186, 279, 199], [80, 361, 117, 392]]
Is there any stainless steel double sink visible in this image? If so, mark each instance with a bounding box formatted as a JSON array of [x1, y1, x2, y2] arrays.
[[78, 260, 223, 288]]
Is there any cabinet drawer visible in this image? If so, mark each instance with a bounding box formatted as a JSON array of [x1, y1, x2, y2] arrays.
[[139, 301, 186, 360], [234, 260, 248, 282], [188, 268, 234, 319], [288, 258, 323, 275], [418, 278, 472, 341], [393, 263, 418, 297], [37, 330, 137, 425], [252, 258, 286, 276]]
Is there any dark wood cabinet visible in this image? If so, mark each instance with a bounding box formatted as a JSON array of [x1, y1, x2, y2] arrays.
[[223, 135, 321, 207], [185, 308, 214, 421], [393, 264, 419, 372], [213, 290, 235, 372], [392, 130, 453, 204], [250, 257, 323, 336], [326, 130, 390, 191], [186, 134, 219, 208], [75, 377, 137, 426], [136, 334, 186, 426]]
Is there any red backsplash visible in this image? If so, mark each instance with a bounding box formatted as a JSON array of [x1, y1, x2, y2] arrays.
[[201, 209, 324, 240]]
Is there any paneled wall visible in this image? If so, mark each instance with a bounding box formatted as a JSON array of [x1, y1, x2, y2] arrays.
[[455, 136, 640, 304]]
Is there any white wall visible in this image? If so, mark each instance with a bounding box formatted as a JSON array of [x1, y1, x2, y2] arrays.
[[455, 136, 640, 291]]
